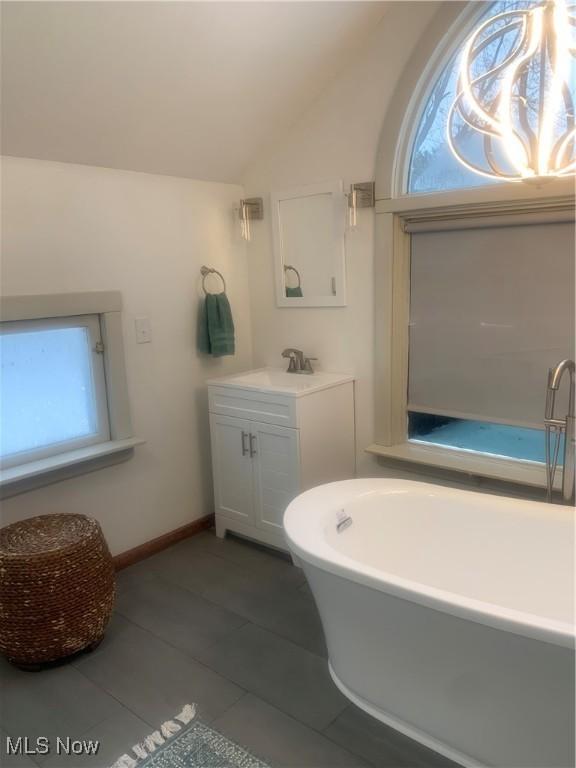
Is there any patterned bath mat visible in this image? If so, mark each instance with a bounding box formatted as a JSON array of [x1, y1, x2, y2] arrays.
[[110, 705, 270, 768]]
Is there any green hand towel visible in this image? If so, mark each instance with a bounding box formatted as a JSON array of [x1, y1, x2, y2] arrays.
[[197, 299, 211, 355], [198, 293, 235, 357], [285, 286, 303, 297]]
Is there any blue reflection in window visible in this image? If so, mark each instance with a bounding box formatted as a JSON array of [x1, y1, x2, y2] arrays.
[[408, 412, 561, 464]]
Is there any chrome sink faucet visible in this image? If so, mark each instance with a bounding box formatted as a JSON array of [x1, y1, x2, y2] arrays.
[[545, 358, 575, 504], [281, 348, 318, 374]]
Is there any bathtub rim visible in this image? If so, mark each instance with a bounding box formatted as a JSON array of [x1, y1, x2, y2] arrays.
[[283, 479, 575, 649]]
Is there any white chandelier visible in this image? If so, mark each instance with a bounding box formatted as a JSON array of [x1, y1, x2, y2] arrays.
[[448, 0, 576, 182]]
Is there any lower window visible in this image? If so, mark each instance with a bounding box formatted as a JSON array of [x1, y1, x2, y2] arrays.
[[406, 218, 574, 468], [408, 411, 564, 464], [0, 315, 110, 468]]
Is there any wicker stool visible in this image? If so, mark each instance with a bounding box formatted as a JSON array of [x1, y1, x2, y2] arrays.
[[0, 514, 115, 668]]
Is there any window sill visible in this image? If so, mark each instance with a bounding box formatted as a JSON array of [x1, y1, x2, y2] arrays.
[[0, 438, 145, 499], [366, 441, 557, 490]]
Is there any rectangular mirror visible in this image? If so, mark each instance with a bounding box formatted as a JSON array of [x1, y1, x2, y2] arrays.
[[271, 181, 346, 307]]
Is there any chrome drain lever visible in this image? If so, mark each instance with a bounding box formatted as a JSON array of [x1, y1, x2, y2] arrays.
[[336, 510, 353, 533]]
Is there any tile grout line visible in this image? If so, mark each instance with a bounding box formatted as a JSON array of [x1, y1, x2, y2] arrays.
[[123, 551, 304, 609], [67, 622, 178, 733], [191, 595, 328, 662], [73, 612, 248, 724], [1, 657, 150, 767], [205, 690, 252, 731], [119, 559, 325, 661], [188, 620, 349, 735], [109, 539, 351, 746], [159, 534, 305, 587], [70, 653, 163, 732], [211, 691, 371, 768], [318, 709, 383, 768], [126, 529, 302, 573], [3, 532, 454, 768], [111, 602, 252, 657], [318, 708, 463, 768]]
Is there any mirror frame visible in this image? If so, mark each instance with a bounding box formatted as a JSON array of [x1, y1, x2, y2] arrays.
[[271, 180, 347, 307]]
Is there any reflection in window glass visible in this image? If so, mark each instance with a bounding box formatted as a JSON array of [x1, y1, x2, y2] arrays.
[[407, 0, 540, 194], [0, 327, 99, 458], [408, 412, 561, 464]]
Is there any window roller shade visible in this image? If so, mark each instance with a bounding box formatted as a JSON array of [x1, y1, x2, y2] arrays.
[[408, 221, 575, 429], [404, 208, 575, 234]]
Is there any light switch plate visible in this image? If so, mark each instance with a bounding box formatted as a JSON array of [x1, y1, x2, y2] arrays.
[[135, 316, 152, 344]]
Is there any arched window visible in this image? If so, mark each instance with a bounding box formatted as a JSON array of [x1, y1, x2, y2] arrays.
[[407, 0, 558, 194], [374, 0, 575, 482]]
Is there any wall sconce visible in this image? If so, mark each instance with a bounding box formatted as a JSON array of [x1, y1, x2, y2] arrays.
[[347, 182, 375, 229], [239, 197, 264, 242]]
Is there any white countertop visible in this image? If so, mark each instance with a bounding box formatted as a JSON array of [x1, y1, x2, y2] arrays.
[[206, 367, 354, 397]]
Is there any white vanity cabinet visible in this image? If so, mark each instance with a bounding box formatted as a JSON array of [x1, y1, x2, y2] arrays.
[[208, 369, 355, 552]]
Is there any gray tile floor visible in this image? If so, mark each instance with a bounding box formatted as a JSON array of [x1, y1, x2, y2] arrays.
[[0, 530, 458, 768]]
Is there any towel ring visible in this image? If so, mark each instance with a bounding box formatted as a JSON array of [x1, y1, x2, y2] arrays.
[[284, 264, 301, 289], [201, 265, 226, 295]]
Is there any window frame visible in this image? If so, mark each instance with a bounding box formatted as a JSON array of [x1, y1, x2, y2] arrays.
[[0, 313, 111, 468], [393, 0, 568, 198], [0, 291, 143, 497], [378, 1, 575, 205], [392, 1, 488, 198], [371, 196, 574, 491], [372, 1, 575, 489]]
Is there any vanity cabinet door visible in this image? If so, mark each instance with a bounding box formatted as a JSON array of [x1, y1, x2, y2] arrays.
[[210, 414, 254, 525], [250, 421, 300, 535]]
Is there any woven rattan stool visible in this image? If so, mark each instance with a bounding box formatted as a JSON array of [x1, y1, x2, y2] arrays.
[[0, 514, 115, 668]]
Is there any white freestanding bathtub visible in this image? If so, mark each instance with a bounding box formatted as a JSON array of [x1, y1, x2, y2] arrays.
[[283, 479, 575, 768]]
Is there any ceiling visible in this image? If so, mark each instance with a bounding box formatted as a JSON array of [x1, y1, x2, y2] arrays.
[[1, 1, 387, 183]]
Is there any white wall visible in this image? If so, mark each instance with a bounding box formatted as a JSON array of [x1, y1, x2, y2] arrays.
[[242, 1, 440, 477], [1, 156, 253, 555], [241, 1, 546, 502]]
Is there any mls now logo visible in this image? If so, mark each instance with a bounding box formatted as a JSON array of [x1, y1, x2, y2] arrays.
[[6, 736, 100, 756]]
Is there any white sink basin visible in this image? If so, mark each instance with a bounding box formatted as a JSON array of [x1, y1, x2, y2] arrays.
[[206, 368, 354, 397]]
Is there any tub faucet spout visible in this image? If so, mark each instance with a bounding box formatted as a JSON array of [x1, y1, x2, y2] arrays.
[[545, 359, 575, 504]]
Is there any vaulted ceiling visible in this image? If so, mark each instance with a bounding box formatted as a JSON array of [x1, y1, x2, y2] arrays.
[[1, 1, 387, 183]]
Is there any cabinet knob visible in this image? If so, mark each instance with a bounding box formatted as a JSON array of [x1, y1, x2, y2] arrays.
[[249, 433, 257, 457], [241, 431, 249, 456]]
